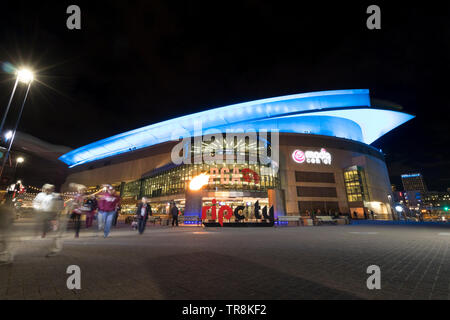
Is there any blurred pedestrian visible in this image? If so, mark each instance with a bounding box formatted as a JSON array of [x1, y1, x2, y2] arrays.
[[84, 195, 97, 228], [96, 185, 108, 232], [71, 185, 88, 238], [97, 185, 120, 237], [45, 193, 65, 257], [136, 197, 151, 234], [112, 202, 121, 227], [33, 184, 57, 238], [170, 201, 179, 227], [419, 212, 424, 222], [254, 200, 261, 219], [311, 209, 316, 220], [0, 198, 15, 265]]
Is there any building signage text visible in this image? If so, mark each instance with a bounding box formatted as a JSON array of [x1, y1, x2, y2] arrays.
[[292, 148, 332, 165]]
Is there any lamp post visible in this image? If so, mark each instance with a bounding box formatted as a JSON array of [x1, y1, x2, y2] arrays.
[[0, 69, 34, 181], [13, 156, 24, 181], [4, 131, 13, 142], [0, 77, 19, 136]]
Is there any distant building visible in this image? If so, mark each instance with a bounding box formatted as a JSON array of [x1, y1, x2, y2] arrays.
[[422, 191, 450, 209], [392, 190, 404, 204], [403, 190, 422, 211], [401, 173, 427, 193]]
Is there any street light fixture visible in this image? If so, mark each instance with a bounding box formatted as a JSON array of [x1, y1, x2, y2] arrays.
[[4, 131, 13, 141], [16, 69, 34, 84], [0, 68, 34, 180], [13, 156, 25, 181]]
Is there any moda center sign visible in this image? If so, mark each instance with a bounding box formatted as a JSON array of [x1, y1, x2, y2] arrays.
[[292, 148, 332, 165]]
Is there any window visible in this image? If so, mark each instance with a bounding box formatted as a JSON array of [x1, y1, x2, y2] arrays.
[[344, 166, 369, 203], [295, 171, 335, 183], [297, 186, 337, 197], [128, 162, 280, 199], [122, 180, 141, 198]]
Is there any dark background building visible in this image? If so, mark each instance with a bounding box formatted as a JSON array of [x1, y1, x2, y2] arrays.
[[401, 173, 427, 193]]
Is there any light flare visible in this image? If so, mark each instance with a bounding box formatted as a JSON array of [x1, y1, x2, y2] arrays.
[[189, 173, 210, 191]]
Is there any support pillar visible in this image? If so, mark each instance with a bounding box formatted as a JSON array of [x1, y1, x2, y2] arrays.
[[184, 189, 203, 218]]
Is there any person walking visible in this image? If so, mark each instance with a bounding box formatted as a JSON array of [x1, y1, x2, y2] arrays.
[[346, 211, 352, 224], [170, 201, 179, 227], [71, 185, 88, 238], [84, 195, 97, 229], [112, 202, 121, 227], [97, 185, 120, 238], [254, 200, 261, 219], [136, 197, 152, 234], [0, 198, 15, 265], [95, 185, 108, 232], [33, 184, 57, 238], [45, 193, 65, 257]]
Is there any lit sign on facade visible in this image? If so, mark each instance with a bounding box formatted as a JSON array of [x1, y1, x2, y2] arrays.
[[208, 167, 261, 185], [401, 173, 421, 178], [292, 148, 332, 165]]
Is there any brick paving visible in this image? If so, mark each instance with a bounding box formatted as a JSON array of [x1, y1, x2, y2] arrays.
[[1, 223, 450, 299]]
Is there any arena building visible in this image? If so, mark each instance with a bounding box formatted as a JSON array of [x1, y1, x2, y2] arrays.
[[59, 89, 414, 220]]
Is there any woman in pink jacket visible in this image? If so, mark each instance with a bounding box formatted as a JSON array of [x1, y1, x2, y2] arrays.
[[96, 185, 120, 238]]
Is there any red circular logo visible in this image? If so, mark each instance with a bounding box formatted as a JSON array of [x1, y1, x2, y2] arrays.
[[292, 150, 305, 163]]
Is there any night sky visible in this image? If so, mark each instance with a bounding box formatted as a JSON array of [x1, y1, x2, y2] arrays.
[[0, 1, 449, 190]]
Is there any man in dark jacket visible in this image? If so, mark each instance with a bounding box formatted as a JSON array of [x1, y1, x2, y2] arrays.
[[170, 201, 179, 227], [136, 197, 152, 234]]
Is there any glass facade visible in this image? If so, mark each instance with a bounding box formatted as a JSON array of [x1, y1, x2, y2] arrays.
[[121, 180, 142, 198], [121, 162, 279, 200], [344, 166, 369, 203]]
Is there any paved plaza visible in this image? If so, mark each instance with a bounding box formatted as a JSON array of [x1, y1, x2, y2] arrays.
[[1, 222, 450, 300]]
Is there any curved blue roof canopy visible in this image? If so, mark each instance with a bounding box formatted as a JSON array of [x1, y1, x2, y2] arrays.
[[59, 89, 414, 167]]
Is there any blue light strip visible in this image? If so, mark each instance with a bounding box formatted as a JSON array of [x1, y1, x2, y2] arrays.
[[59, 89, 414, 167], [401, 173, 421, 178], [270, 108, 415, 145]]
